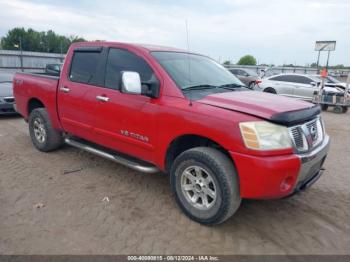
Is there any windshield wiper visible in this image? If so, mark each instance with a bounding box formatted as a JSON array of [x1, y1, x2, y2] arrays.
[[182, 84, 218, 91], [217, 83, 247, 89], [182, 83, 247, 92]]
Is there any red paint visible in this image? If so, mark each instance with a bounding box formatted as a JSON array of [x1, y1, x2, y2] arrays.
[[13, 41, 314, 199]]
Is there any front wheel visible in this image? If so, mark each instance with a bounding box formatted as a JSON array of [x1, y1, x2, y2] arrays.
[[170, 147, 241, 225]]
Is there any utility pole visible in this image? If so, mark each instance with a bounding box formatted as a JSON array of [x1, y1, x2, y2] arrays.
[[60, 40, 64, 62], [316, 50, 321, 74], [326, 50, 331, 71], [19, 37, 23, 72]]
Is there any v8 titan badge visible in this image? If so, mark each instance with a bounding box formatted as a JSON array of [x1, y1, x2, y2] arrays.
[[120, 130, 149, 142]]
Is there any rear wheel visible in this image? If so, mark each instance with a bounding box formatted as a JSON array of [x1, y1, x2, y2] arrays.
[[29, 108, 63, 152], [333, 106, 343, 114], [170, 147, 241, 225], [264, 87, 277, 94], [342, 106, 348, 113]]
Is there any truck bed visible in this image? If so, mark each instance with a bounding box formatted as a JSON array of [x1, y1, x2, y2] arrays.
[[13, 72, 62, 130]]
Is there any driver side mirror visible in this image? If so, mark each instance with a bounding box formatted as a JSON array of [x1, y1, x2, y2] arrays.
[[310, 81, 317, 86], [121, 71, 142, 95], [120, 71, 160, 98]]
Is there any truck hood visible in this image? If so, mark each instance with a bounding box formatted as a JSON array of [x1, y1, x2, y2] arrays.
[[198, 91, 319, 125]]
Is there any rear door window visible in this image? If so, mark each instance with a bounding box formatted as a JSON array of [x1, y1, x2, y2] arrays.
[[269, 75, 291, 82], [105, 48, 154, 90], [293, 76, 313, 84], [69, 51, 102, 85]]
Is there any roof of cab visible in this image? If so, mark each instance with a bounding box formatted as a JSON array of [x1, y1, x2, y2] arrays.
[[74, 41, 187, 53], [137, 44, 187, 52]]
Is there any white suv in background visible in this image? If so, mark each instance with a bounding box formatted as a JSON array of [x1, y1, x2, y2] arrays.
[[255, 73, 342, 101]]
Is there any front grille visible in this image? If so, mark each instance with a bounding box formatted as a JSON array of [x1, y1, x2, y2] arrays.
[[289, 116, 324, 153], [290, 126, 305, 150], [4, 97, 15, 103]]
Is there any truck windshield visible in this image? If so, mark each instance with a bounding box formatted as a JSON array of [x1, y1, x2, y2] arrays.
[[151, 51, 245, 90]]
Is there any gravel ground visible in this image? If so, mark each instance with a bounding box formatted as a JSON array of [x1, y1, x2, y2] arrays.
[[0, 111, 349, 255]]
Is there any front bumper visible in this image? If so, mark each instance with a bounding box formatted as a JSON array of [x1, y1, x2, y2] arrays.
[[0, 103, 17, 115], [230, 135, 330, 199], [290, 135, 330, 194]]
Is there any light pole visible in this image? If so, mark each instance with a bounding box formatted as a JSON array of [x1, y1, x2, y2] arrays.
[[60, 40, 64, 62], [316, 50, 321, 74], [16, 37, 24, 72], [326, 50, 331, 70]]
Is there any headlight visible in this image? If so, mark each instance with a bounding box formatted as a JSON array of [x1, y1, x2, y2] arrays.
[[239, 121, 292, 150]]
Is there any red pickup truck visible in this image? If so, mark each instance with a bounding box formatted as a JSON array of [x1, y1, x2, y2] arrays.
[[13, 42, 330, 224]]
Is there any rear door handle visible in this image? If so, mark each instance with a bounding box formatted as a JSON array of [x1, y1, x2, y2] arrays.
[[60, 87, 70, 93], [96, 95, 110, 102]]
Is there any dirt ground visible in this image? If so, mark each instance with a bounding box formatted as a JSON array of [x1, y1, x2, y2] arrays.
[[0, 111, 349, 255]]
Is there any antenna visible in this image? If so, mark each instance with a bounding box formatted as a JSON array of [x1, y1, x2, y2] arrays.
[[185, 20, 193, 106]]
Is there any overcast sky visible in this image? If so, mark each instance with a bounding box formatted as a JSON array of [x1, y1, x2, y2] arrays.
[[0, 0, 349, 65]]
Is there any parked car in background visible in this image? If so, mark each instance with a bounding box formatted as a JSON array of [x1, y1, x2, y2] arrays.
[[0, 72, 16, 115], [312, 75, 349, 93], [255, 73, 343, 101], [228, 68, 260, 89]]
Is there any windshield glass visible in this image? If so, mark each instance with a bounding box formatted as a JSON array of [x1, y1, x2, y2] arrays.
[[313, 75, 341, 84], [151, 51, 244, 90], [327, 76, 341, 83]]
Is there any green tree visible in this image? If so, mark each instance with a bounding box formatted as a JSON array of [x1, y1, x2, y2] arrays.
[[332, 64, 345, 69], [0, 27, 86, 53], [237, 55, 257, 66], [223, 60, 231, 66]]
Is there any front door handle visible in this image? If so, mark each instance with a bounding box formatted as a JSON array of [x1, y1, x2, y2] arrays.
[[60, 87, 70, 93], [96, 95, 110, 102]]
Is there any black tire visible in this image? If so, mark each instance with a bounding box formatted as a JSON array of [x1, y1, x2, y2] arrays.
[[170, 147, 241, 225], [321, 104, 329, 111], [333, 106, 343, 114], [264, 87, 277, 94], [342, 106, 348, 113], [28, 108, 63, 152]]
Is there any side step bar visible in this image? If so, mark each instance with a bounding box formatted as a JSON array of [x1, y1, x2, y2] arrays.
[[64, 138, 160, 174]]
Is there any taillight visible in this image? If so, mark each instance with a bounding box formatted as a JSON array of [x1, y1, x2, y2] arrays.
[[255, 79, 262, 84]]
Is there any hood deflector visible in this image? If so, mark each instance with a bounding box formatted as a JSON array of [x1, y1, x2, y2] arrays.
[[269, 105, 321, 126]]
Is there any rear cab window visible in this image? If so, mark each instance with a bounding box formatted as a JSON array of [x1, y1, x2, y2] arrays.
[[69, 47, 104, 86]]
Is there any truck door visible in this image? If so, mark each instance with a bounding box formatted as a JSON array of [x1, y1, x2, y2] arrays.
[[92, 48, 158, 163], [57, 47, 105, 141]]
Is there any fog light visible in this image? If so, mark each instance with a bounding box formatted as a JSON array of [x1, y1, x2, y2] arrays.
[[280, 176, 293, 191]]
